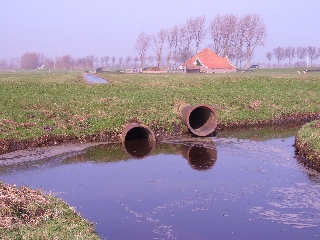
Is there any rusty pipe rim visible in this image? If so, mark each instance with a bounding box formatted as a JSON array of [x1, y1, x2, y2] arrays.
[[120, 123, 156, 142], [180, 104, 218, 137]]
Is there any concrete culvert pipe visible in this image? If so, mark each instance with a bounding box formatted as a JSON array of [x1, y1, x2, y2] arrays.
[[179, 104, 218, 136], [120, 123, 156, 142]]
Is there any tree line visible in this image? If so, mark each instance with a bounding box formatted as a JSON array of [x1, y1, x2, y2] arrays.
[[266, 46, 320, 68], [135, 13, 267, 69]]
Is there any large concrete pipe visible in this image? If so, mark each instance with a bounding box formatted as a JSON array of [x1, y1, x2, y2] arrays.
[[179, 104, 218, 136], [181, 144, 217, 171], [120, 123, 156, 142], [120, 123, 156, 159]]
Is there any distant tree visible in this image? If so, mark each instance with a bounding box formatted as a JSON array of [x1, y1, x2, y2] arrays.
[[208, 15, 224, 56], [43, 57, 54, 69], [125, 56, 132, 68], [285, 47, 296, 68], [20, 52, 39, 69], [85, 55, 95, 68], [193, 15, 207, 53], [133, 56, 139, 69], [147, 55, 154, 66], [296, 47, 307, 60], [135, 31, 151, 69], [238, 50, 247, 69], [166, 26, 176, 68], [265, 52, 273, 62], [307, 46, 319, 67], [104, 56, 110, 68], [111, 57, 116, 68], [182, 18, 195, 60], [118, 57, 123, 68], [170, 25, 180, 69], [242, 14, 267, 69], [100, 57, 104, 67], [273, 47, 286, 68], [208, 14, 266, 68], [153, 28, 167, 68], [0, 58, 8, 69]]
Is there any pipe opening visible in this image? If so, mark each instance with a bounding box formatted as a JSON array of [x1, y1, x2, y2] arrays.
[[125, 127, 150, 141], [120, 123, 156, 142], [188, 106, 217, 135]]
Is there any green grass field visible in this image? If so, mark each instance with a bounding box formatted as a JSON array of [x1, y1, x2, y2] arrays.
[[1, 68, 320, 142]]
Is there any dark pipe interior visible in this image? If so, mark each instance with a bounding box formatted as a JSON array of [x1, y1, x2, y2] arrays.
[[189, 107, 213, 131], [125, 127, 150, 141]]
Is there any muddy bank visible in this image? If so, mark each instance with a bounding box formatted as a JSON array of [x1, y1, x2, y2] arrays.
[[1, 112, 320, 156]]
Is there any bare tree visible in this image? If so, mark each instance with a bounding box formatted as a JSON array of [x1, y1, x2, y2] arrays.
[[285, 47, 295, 68], [265, 52, 273, 62], [43, 57, 54, 69], [118, 57, 123, 68], [100, 57, 105, 67], [273, 47, 285, 68], [242, 14, 267, 69], [20, 52, 39, 69], [171, 25, 180, 69], [104, 56, 110, 68], [297, 47, 307, 60], [233, 16, 246, 67], [238, 49, 247, 69], [307, 46, 319, 67], [125, 56, 132, 68], [135, 31, 151, 69], [147, 55, 154, 67], [153, 28, 167, 68], [111, 56, 116, 68], [193, 15, 207, 53], [133, 56, 139, 69], [166, 26, 177, 68], [208, 15, 224, 56]]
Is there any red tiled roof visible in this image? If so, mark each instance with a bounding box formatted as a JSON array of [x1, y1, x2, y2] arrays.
[[183, 48, 235, 69]]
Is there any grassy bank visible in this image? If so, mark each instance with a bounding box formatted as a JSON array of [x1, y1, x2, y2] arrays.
[[1, 69, 320, 153], [0, 182, 99, 239], [295, 120, 320, 171]]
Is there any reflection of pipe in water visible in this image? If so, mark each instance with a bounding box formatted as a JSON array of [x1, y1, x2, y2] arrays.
[[181, 144, 217, 171], [120, 123, 156, 159], [122, 139, 156, 159], [179, 103, 218, 136]]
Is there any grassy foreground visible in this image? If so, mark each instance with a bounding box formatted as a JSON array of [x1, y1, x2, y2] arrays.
[[0, 182, 99, 239]]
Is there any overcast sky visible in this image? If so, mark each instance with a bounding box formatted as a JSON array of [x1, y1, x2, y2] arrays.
[[1, 0, 319, 64]]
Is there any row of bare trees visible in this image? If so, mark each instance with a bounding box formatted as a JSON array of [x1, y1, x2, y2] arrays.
[[266, 46, 320, 68], [18, 52, 99, 70], [135, 13, 267, 69]]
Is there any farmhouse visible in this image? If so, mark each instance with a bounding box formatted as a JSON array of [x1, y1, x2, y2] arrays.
[[181, 48, 236, 73]]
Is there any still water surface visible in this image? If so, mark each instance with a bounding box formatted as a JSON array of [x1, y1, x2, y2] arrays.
[[1, 128, 320, 239], [83, 74, 108, 83]]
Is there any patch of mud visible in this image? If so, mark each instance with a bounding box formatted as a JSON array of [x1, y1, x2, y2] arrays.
[[0, 142, 105, 167]]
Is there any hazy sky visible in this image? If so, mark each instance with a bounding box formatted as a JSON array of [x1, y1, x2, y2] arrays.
[[1, 0, 319, 63]]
